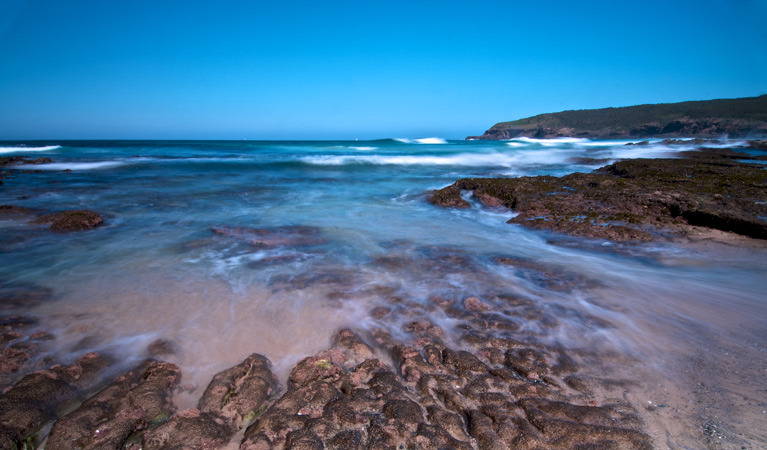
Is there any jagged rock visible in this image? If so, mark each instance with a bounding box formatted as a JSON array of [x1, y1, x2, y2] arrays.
[[197, 353, 278, 428], [241, 326, 652, 450], [45, 360, 180, 450], [140, 409, 231, 450], [0, 352, 111, 450], [141, 353, 278, 449], [430, 149, 767, 241]]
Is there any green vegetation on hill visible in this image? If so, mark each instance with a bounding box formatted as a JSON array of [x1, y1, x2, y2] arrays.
[[471, 95, 767, 139], [493, 95, 767, 131]]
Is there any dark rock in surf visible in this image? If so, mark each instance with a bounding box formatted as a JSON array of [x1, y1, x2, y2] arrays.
[[140, 353, 278, 450], [0, 352, 111, 450], [0, 156, 52, 167], [33, 210, 104, 232], [211, 225, 326, 248], [0, 315, 59, 390], [0, 205, 37, 216], [146, 339, 180, 357], [429, 148, 767, 241]]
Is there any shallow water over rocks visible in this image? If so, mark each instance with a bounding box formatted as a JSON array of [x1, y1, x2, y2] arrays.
[[1, 139, 766, 448]]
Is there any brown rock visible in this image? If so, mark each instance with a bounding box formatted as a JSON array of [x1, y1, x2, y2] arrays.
[[45, 360, 180, 450], [198, 353, 279, 429], [0, 352, 111, 450], [33, 210, 104, 232]]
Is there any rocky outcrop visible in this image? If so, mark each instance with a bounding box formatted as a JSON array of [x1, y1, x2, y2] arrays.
[[45, 360, 181, 450], [0, 302, 655, 449], [1, 205, 105, 232], [0, 353, 112, 450], [33, 210, 104, 232], [430, 148, 767, 241], [241, 323, 651, 450], [0, 156, 52, 167], [141, 353, 279, 450], [468, 118, 767, 140]]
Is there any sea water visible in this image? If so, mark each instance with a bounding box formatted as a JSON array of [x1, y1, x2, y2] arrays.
[[1, 138, 766, 443]]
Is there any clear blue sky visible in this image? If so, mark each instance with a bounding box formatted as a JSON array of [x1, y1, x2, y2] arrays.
[[1, 0, 765, 140]]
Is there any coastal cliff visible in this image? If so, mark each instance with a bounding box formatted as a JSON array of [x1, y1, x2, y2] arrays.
[[467, 95, 767, 140]]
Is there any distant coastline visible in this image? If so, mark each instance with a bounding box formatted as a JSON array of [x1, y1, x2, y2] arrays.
[[468, 95, 767, 140]]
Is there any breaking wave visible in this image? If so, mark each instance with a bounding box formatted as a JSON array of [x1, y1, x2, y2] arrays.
[[301, 151, 566, 167], [393, 137, 448, 144], [0, 145, 61, 154], [29, 161, 128, 171]]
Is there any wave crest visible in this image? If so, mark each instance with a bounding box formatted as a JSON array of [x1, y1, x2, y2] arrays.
[[30, 161, 127, 171], [0, 145, 61, 154], [393, 137, 448, 144]]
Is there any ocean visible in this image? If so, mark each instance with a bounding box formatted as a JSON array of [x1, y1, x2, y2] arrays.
[[2, 138, 766, 445]]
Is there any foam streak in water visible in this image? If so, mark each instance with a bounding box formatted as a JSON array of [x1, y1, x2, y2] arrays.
[[27, 161, 127, 171], [0, 145, 61, 154]]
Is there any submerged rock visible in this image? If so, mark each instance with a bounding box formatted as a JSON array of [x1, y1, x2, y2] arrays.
[[0, 156, 52, 167], [211, 225, 326, 248], [0, 205, 37, 217], [33, 210, 104, 232]]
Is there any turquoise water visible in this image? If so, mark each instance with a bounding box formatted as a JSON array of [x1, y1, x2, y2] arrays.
[[2, 138, 766, 411]]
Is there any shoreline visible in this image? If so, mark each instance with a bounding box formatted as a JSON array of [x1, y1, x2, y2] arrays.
[[2, 140, 766, 449]]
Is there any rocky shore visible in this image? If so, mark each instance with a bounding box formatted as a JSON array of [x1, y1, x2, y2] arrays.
[[430, 147, 767, 242], [3, 143, 766, 449], [1, 156, 104, 233], [2, 311, 652, 450]]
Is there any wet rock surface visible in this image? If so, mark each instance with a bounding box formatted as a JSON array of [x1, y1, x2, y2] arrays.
[[32, 210, 104, 232], [0, 284, 58, 390], [242, 327, 651, 450], [1, 320, 653, 449], [0, 156, 53, 167], [0, 352, 111, 450], [429, 148, 767, 241], [45, 360, 180, 450], [1, 204, 105, 233]]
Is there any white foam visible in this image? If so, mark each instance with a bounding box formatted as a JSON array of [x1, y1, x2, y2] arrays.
[[414, 137, 447, 144], [0, 145, 61, 154], [394, 137, 448, 144], [579, 140, 640, 147], [29, 161, 127, 171], [302, 150, 569, 167], [350, 146, 377, 151], [512, 137, 588, 146]]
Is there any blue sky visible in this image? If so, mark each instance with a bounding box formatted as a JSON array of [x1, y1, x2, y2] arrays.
[[0, 0, 765, 140]]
